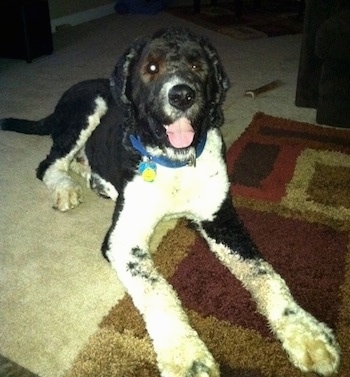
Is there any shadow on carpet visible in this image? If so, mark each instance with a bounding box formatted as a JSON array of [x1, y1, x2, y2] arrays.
[[67, 113, 350, 377], [168, 0, 304, 40]]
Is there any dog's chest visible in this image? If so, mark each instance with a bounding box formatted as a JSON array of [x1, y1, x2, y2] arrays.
[[126, 129, 230, 221]]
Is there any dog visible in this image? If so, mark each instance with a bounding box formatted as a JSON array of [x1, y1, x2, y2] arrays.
[[1, 27, 340, 377]]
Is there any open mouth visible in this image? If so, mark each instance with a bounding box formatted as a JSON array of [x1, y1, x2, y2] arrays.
[[164, 117, 195, 149]]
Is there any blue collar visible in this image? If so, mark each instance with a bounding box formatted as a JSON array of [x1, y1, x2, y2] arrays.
[[129, 133, 207, 168]]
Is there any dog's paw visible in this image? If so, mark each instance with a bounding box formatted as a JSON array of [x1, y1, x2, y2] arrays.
[[156, 336, 219, 377], [277, 308, 340, 376], [51, 177, 83, 211]]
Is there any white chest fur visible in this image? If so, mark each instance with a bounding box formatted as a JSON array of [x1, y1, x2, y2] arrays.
[[123, 128, 230, 224]]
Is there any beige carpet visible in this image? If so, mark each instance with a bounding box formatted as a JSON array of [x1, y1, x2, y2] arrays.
[[0, 10, 321, 377]]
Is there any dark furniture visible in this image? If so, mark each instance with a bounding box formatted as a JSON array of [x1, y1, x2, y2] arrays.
[[194, 0, 261, 17], [0, 0, 53, 63], [295, 0, 350, 128], [193, 0, 304, 19]]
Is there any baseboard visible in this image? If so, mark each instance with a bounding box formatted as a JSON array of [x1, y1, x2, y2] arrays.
[[50, 2, 116, 33]]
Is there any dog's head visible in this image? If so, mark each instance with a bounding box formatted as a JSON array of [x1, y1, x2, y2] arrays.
[[110, 28, 230, 159]]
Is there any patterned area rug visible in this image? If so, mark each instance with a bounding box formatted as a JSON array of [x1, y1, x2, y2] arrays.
[[168, 0, 304, 40], [67, 113, 350, 377]]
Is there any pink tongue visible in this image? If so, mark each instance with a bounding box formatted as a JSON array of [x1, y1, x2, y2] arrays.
[[165, 118, 195, 148]]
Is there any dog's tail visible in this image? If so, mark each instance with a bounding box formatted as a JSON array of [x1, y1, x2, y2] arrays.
[[0, 115, 54, 135]]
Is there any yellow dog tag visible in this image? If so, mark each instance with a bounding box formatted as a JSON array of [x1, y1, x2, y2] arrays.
[[139, 161, 157, 182]]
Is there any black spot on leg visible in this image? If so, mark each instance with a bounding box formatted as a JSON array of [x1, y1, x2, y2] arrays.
[[252, 259, 268, 276], [283, 308, 297, 316], [189, 361, 211, 376], [127, 261, 138, 271], [128, 266, 159, 283], [325, 333, 335, 346], [131, 247, 149, 259], [126, 247, 159, 284]]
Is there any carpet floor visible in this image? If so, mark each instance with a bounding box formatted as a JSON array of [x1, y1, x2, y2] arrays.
[[66, 113, 350, 377]]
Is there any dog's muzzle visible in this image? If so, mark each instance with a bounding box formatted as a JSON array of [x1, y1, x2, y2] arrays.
[[168, 84, 196, 111]]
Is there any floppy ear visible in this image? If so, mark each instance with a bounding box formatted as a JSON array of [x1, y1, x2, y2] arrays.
[[109, 36, 149, 106], [201, 36, 230, 105]]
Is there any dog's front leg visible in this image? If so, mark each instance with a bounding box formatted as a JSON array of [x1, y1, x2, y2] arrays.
[[103, 192, 220, 377], [197, 197, 340, 376]]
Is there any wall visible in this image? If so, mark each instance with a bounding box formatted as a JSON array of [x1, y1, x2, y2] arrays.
[[48, 0, 115, 19], [47, 0, 192, 31], [48, 0, 116, 31]]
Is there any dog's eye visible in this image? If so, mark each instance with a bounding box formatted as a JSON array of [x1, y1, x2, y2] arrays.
[[147, 63, 159, 74], [191, 63, 200, 71]]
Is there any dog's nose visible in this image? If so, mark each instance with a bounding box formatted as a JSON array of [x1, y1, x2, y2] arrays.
[[168, 85, 196, 110]]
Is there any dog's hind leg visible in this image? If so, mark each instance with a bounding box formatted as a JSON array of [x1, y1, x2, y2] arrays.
[[197, 197, 340, 376], [37, 96, 108, 211]]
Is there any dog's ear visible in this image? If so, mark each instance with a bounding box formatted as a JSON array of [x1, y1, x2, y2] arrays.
[[201, 37, 230, 105], [110, 37, 149, 105]]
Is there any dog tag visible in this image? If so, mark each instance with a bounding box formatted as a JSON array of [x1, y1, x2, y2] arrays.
[[139, 160, 157, 182]]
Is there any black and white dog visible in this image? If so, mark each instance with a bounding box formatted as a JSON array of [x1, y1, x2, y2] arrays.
[[1, 28, 340, 376]]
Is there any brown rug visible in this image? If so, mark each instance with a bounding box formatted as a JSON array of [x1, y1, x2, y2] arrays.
[[67, 113, 350, 377], [168, 0, 304, 40]]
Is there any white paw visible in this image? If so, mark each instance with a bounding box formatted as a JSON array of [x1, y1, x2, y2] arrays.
[[277, 308, 340, 376], [51, 177, 83, 211], [157, 335, 219, 377]]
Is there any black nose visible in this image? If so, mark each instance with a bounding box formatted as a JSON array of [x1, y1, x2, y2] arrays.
[[168, 85, 196, 110]]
